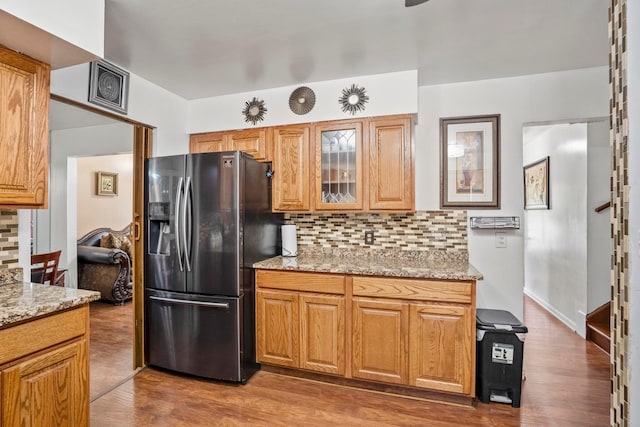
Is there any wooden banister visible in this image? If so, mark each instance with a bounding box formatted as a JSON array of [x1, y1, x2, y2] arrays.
[[594, 201, 611, 213]]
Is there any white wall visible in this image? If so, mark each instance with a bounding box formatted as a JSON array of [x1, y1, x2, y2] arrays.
[[51, 63, 189, 157], [42, 123, 133, 289], [76, 154, 133, 237], [587, 120, 611, 313], [416, 67, 609, 320], [0, 0, 104, 56], [627, 0, 639, 422], [188, 70, 418, 132], [523, 123, 588, 333]]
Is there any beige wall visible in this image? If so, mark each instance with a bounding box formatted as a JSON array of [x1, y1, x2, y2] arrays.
[[76, 153, 133, 237]]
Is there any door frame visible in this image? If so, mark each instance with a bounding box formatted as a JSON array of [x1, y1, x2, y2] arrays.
[[50, 94, 153, 369]]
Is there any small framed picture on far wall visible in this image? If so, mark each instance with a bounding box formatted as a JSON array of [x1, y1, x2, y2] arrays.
[[523, 156, 549, 209], [96, 171, 118, 196]]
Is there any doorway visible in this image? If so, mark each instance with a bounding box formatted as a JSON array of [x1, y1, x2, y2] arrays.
[[522, 119, 610, 335], [35, 95, 152, 398]]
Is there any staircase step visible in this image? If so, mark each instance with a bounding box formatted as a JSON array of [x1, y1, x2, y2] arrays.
[[586, 323, 610, 354]]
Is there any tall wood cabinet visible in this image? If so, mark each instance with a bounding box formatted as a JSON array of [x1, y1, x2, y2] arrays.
[[271, 125, 311, 211], [255, 270, 476, 398], [368, 116, 413, 210], [0, 305, 90, 426], [0, 44, 50, 208]]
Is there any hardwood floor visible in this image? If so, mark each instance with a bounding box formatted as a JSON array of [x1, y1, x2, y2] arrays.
[[90, 296, 610, 426], [89, 300, 135, 401]]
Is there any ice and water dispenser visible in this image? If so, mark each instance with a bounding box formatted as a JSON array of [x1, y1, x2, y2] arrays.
[[148, 202, 171, 255]]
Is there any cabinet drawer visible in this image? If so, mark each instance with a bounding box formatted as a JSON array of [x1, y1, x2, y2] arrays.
[[256, 270, 345, 294], [0, 306, 88, 365], [352, 277, 472, 304]]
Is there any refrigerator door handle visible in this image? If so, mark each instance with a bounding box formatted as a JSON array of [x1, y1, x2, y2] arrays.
[[149, 295, 230, 309], [175, 177, 184, 271], [183, 176, 193, 272]]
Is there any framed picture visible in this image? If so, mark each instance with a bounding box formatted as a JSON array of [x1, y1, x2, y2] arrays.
[[96, 171, 118, 196], [523, 157, 550, 210], [88, 59, 129, 114], [440, 114, 500, 208]]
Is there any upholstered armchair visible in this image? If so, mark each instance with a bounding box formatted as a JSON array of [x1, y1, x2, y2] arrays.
[[77, 226, 132, 305]]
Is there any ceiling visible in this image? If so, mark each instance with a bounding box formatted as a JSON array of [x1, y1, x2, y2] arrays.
[[103, 0, 609, 101]]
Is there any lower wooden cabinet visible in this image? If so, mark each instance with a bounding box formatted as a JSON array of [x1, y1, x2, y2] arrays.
[[409, 303, 473, 394], [256, 289, 345, 375], [255, 270, 476, 397], [1, 340, 88, 426], [352, 297, 407, 384], [299, 294, 345, 375], [0, 305, 90, 426], [256, 289, 299, 367]]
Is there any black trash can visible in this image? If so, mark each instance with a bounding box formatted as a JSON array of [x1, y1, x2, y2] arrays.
[[476, 308, 528, 408]]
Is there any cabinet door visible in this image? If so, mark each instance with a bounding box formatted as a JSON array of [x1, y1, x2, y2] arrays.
[[272, 125, 311, 211], [256, 289, 299, 367], [189, 131, 229, 153], [1, 339, 88, 426], [352, 298, 408, 384], [0, 45, 50, 208], [299, 294, 345, 375], [369, 116, 413, 210], [409, 303, 474, 395], [229, 128, 269, 161], [314, 121, 364, 210]]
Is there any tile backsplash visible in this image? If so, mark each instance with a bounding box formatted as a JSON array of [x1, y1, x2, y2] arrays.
[[0, 210, 19, 269], [285, 210, 467, 253]]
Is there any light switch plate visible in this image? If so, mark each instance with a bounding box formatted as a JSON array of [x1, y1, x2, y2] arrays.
[[495, 232, 507, 248]]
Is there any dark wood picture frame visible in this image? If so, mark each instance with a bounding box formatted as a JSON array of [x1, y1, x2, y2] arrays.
[[440, 114, 500, 209], [523, 156, 550, 210]]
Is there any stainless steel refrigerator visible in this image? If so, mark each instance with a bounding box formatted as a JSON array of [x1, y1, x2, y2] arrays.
[[144, 151, 282, 383]]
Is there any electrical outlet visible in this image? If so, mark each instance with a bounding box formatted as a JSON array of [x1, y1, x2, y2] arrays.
[[495, 232, 507, 248], [364, 230, 375, 245]]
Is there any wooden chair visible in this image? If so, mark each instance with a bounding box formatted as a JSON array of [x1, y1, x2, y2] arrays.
[[31, 250, 62, 286]]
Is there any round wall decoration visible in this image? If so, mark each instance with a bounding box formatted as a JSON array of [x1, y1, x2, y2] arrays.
[[242, 97, 267, 125], [289, 86, 316, 115], [339, 84, 369, 115]]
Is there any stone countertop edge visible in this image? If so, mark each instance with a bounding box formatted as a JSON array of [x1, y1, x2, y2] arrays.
[[253, 255, 483, 281], [0, 282, 101, 329]]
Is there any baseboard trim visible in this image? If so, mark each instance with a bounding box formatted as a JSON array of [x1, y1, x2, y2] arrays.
[[523, 288, 577, 332]]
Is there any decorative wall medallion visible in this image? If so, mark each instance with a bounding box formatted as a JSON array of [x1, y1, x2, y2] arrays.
[[339, 84, 369, 115], [88, 59, 129, 114], [289, 86, 316, 115], [242, 97, 267, 125]]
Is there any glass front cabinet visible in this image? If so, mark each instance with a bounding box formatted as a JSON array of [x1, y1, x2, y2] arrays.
[[314, 121, 363, 210]]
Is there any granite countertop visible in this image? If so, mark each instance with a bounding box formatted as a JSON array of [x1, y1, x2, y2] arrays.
[[0, 282, 101, 329], [253, 249, 483, 281]]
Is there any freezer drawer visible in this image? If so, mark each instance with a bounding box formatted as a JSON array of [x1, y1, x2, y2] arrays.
[[146, 290, 245, 382]]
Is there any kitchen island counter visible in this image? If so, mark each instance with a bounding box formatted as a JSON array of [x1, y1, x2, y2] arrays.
[[0, 281, 100, 329]]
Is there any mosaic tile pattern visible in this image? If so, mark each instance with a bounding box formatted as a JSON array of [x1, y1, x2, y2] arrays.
[[285, 211, 467, 253], [0, 210, 19, 270], [609, 1, 629, 425]]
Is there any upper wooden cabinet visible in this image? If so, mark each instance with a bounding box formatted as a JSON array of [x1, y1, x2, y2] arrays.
[[190, 114, 414, 212], [0, 44, 50, 208], [272, 125, 311, 211], [190, 131, 227, 153], [314, 120, 364, 211], [368, 116, 414, 211], [189, 128, 271, 161]]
